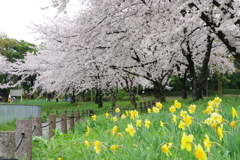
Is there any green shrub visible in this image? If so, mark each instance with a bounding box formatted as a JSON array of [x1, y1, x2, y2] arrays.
[[102, 96, 110, 102], [122, 95, 141, 101], [84, 96, 92, 102], [0, 120, 16, 131], [117, 89, 129, 100], [223, 89, 240, 94]]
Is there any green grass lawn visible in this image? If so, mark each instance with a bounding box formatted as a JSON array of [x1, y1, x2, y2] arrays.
[[1, 96, 240, 159], [32, 96, 240, 159], [1, 96, 240, 131]]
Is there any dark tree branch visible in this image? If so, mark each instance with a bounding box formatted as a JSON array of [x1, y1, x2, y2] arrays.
[[200, 12, 240, 63], [140, 0, 146, 5]]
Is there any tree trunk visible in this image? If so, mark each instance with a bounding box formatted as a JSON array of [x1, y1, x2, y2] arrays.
[[97, 88, 103, 108], [121, 77, 138, 108], [176, 64, 189, 99], [71, 89, 76, 103], [153, 81, 166, 102], [129, 88, 137, 108], [179, 77, 188, 99], [91, 89, 94, 102], [178, 68, 189, 99], [187, 57, 203, 101], [95, 88, 98, 104], [191, 76, 203, 101], [110, 88, 117, 108], [182, 29, 213, 101], [217, 73, 223, 96], [79, 91, 85, 102], [30, 75, 35, 99], [1, 89, 9, 102], [199, 35, 213, 97], [191, 78, 197, 101], [65, 93, 67, 101]]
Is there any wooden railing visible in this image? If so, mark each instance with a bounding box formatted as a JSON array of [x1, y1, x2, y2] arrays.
[[0, 100, 157, 159]]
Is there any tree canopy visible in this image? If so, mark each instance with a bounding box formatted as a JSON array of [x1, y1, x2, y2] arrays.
[[0, 34, 37, 101], [1, 0, 239, 102]]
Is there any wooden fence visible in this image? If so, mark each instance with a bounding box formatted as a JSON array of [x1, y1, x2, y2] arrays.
[[0, 100, 156, 160]]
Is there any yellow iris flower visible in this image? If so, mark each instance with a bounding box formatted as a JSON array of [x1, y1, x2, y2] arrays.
[[110, 145, 119, 151], [125, 123, 136, 136], [214, 97, 222, 105], [169, 106, 176, 113], [217, 125, 224, 141], [92, 115, 97, 121], [115, 108, 120, 113], [160, 121, 165, 127], [184, 115, 193, 126], [136, 120, 142, 127], [156, 102, 163, 109], [152, 107, 160, 113], [117, 133, 123, 138], [144, 119, 151, 128], [111, 116, 117, 122], [230, 121, 237, 128], [148, 108, 152, 113], [180, 110, 187, 118], [161, 144, 171, 156], [94, 141, 101, 154], [195, 144, 207, 160], [232, 107, 238, 118], [105, 112, 109, 117], [174, 100, 181, 109], [203, 134, 211, 152], [178, 120, 186, 130], [121, 114, 127, 119], [172, 114, 177, 124], [181, 132, 194, 152], [188, 105, 196, 114], [85, 140, 90, 147], [112, 125, 118, 135]]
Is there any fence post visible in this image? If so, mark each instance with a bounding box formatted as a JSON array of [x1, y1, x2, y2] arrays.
[[15, 120, 32, 160], [87, 110, 90, 117], [90, 110, 94, 116], [148, 101, 151, 108], [76, 111, 80, 122], [61, 113, 67, 134], [143, 102, 147, 112], [116, 106, 122, 118], [0, 131, 16, 159], [152, 100, 155, 107], [32, 117, 42, 136], [69, 112, 74, 131], [139, 102, 143, 113], [48, 115, 56, 138]]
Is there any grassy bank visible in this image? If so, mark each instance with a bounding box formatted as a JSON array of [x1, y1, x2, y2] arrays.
[[32, 96, 240, 159], [1, 96, 240, 131]]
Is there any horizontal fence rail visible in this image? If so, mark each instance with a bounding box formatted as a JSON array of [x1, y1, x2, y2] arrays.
[[0, 100, 158, 159]]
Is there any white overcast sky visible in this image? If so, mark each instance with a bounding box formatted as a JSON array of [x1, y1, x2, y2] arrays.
[[0, 0, 80, 44]]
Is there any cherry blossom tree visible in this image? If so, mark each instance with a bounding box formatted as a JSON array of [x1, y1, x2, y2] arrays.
[[169, 0, 240, 63], [0, 55, 9, 75], [3, 0, 237, 104]]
